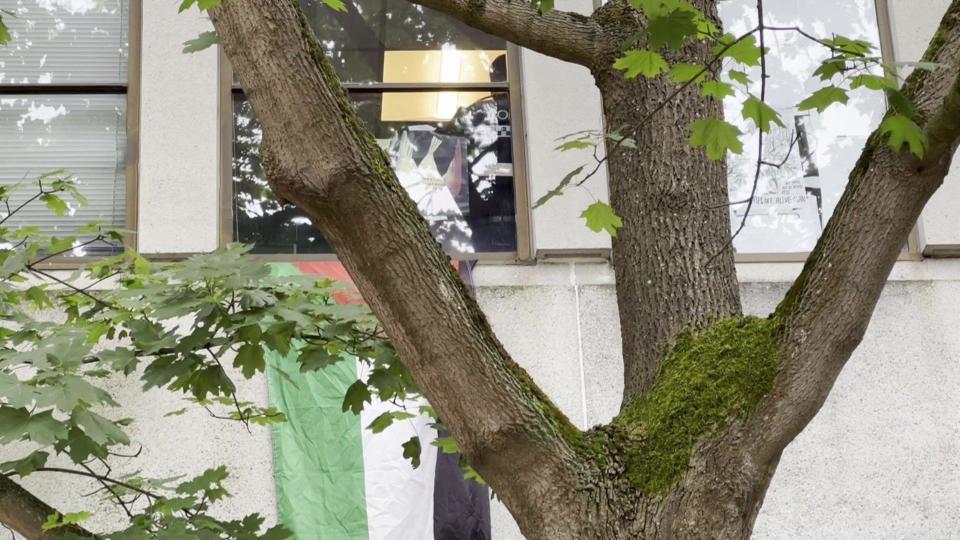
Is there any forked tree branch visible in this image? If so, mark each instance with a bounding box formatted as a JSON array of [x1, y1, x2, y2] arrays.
[[748, 0, 960, 464], [0, 474, 93, 539], [208, 1, 584, 536], [404, 0, 601, 67]]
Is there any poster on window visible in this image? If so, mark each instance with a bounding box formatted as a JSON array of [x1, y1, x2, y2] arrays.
[[719, 0, 887, 254]]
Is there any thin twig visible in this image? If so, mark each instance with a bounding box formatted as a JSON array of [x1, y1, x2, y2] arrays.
[[708, 0, 769, 266]]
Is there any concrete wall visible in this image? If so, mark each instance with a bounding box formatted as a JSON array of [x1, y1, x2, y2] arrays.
[[17, 265, 960, 538], [475, 264, 960, 539], [9, 0, 960, 538]]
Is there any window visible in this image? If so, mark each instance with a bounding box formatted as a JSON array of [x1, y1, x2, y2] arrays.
[[226, 0, 527, 258], [0, 0, 137, 256], [718, 0, 916, 258]]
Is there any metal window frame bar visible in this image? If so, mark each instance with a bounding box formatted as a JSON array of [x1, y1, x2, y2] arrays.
[[0, 0, 141, 265], [219, 41, 534, 263]]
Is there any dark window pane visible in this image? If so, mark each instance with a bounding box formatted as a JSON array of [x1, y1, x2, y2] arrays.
[[232, 90, 517, 254], [301, 0, 507, 83]]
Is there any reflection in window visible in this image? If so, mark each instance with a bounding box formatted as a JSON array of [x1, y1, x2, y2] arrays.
[[719, 0, 887, 254], [0, 0, 130, 255], [231, 0, 518, 255], [300, 0, 505, 83]]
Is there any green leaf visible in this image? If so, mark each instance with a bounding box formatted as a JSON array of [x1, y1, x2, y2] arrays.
[[554, 139, 594, 152], [669, 63, 706, 84], [0, 451, 49, 477], [884, 87, 918, 117], [182, 31, 218, 54], [298, 346, 342, 372], [727, 70, 750, 86], [72, 409, 128, 446], [580, 202, 624, 237], [366, 411, 415, 434], [533, 165, 585, 208], [878, 113, 928, 157], [688, 117, 743, 160], [234, 343, 264, 378], [647, 9, 699, 50], [432, 436, 460, 454], [42, 512, 93, 532], [797, 86, 849, 113], [26, 410, 69, 446], [177, 465, 229, 493], [40, 194, 70, 217], [892, 60, 946, 72], [531, 0, 554, 14], [701, 81, 734, 100], [715, 33, 763, 67], [741, 95, 784, 133], [813, 59, 847, 81], [613, 49, 668, 79], [850, 74, 895, 91], [822, 35, 874, 58], [402, 436, 422, 468], [263, 320, 296, 356], [463, 465, 486, 485], [320, 0, 348, 11], [606, 131, 638, 149], [0, 15, 11, 46], [341, 380, 372, 415]]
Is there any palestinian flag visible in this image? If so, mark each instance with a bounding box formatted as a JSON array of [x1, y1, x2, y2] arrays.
[[267, 262, 491, 540]]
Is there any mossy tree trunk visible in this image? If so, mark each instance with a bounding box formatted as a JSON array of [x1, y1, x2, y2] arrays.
[[204, 0, 960, 538]]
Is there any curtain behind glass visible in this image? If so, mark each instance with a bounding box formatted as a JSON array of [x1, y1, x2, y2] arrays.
[[0, 95, 127, 249], [0, 0, 129, 85]]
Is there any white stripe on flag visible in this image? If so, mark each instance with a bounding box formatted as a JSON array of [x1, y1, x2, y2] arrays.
[[360, 365, 439, 540]]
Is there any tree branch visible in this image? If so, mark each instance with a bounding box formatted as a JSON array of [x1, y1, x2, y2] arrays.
[[749, 1, 960, 463], [0, 475, 94, 540], [405, 0, 600, 68], [209, 1, 585, 536]]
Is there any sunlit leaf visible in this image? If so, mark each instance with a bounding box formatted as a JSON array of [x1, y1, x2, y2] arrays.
[[797, 86, 849, 113], [614, 49, 668, 79], [580, 202, 624, 237], [0, 15, 11, 45], [702, 80, 734, 100], [741, 95, 784, 133], [688, 117, 743, 160], [715, 33, 763, 67], [878, 113, 927, 158]]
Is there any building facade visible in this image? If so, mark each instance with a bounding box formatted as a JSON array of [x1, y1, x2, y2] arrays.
[[2, 0, 960, 537]]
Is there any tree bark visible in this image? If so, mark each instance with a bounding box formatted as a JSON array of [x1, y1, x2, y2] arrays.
[[208, 2, 591, 537], [206, 1, 960, 539], [0, 475, 92, 540], [592, 0, 742, 404]]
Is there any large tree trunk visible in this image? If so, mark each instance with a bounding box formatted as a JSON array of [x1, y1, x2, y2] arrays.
[[592, 0, 742, 405], [205, 0, 960, 539]]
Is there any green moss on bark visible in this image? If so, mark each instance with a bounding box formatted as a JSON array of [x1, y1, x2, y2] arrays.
[[611, 316, 780, 495]]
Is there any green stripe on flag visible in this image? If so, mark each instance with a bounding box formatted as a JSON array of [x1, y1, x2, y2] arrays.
[[267, 262, 369, 539]]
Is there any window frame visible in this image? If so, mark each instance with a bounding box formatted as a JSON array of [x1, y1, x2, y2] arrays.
[[219, 38, 533, 263], [0, 0, 142, 263]]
